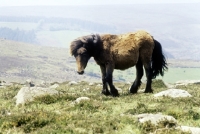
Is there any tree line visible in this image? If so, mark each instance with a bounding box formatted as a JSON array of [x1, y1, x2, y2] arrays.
[[0, 27, 36, 43], [0, 16, 116, 33]]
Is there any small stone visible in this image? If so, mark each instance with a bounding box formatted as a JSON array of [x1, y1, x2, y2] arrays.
[[68, 81, 78, 85], [89, 82, 95, 86], [154, 89, 192, 98], [83, 88, 90, 91], [136, 113, 177, 126], [75, 97, 90, 103]]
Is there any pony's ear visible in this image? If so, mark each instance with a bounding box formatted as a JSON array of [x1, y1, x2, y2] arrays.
[[79, 37, 88, 44]]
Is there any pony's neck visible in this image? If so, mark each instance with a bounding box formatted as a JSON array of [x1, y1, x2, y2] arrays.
[[87, 38, 102, 58]]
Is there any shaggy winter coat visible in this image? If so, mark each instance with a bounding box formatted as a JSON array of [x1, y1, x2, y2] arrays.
[[70, 30, 167, 96]]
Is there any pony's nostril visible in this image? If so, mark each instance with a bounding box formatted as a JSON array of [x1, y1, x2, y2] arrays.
[[77, 71, 84, 75]]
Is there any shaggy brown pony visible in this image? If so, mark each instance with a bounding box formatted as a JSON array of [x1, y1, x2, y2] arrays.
[[70, 30, 168, 96]]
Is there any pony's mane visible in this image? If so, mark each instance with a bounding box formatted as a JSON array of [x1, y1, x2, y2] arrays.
[[70, 34, 101, 56], [70, 39, 82, 56]]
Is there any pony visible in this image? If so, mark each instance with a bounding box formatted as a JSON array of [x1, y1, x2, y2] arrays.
[[70, 30, 168, 96]]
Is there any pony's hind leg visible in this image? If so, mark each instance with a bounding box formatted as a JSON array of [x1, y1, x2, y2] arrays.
[[139, 41, 154, 93], [144, 63, 153, 93], [130, 59, 143, 93]]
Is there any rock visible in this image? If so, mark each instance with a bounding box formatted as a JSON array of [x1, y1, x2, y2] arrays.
[[89, 82, 95, 86], [15, 87, 60, 106], [178, 126, 200, 134], [75, 97, 90, 103], [0, 81, 13, 87], [154, 89, 192, 98], [37, 81, 50, 88], [136, 113, 200, 133], [136, 113, 177, 126], [49, 84, 59, 89], [83, 88, 90, 91], [25, 79, 35, 87], [0, 80, 6, 85], [68, 81, 78, 85]]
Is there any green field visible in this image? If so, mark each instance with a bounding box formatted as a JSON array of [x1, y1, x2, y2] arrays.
[[83, 61, 200, 84], [159, 67, 200, 83]]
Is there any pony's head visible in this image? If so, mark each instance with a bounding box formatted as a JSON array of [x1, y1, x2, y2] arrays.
[[70, 34, 100, 74]]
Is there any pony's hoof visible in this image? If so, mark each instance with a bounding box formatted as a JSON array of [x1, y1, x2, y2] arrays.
[[111, 91, 119, 97], [144, 90, 153, 93], [129, 91, 137, 94], [129, 90, 138, 94], [112, 93, 119, 97], [101, 90, 111, 96], [129, 87, 139, 94]]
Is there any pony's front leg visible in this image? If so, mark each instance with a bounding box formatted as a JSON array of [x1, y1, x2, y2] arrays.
[[105, 63, 119, 97], [100, 65, 111, 96]]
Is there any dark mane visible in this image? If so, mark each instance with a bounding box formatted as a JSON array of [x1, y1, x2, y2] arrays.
[[70, 34, 101, 56], [70, 39, 82, 56]]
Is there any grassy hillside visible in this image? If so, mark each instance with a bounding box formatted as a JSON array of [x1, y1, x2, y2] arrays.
[[0, 80, 200, 133], [0, 39, 100, 83]]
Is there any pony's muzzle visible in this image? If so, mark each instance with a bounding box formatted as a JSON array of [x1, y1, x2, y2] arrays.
[[77, 71, 84, 75]]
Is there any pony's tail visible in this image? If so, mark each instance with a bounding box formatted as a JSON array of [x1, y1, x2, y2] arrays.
[[151, 39, 168, 78]]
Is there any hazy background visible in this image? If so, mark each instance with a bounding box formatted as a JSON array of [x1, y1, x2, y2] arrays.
[[0, 0, 200, 60], [1, 0, 200, 6], [0, 0, 200, 83]]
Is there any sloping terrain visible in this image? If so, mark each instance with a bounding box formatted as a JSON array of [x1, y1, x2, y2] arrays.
[[0, 39, 100, 83]]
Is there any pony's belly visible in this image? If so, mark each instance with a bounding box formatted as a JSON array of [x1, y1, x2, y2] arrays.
[[113, 50, 139, 70], [115, 60, 137, 70]]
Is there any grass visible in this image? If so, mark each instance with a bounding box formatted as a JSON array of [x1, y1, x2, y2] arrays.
[[0, 80, 200, 133]]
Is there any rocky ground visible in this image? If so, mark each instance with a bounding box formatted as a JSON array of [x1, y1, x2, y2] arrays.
[[0, 79, 200, 133]]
